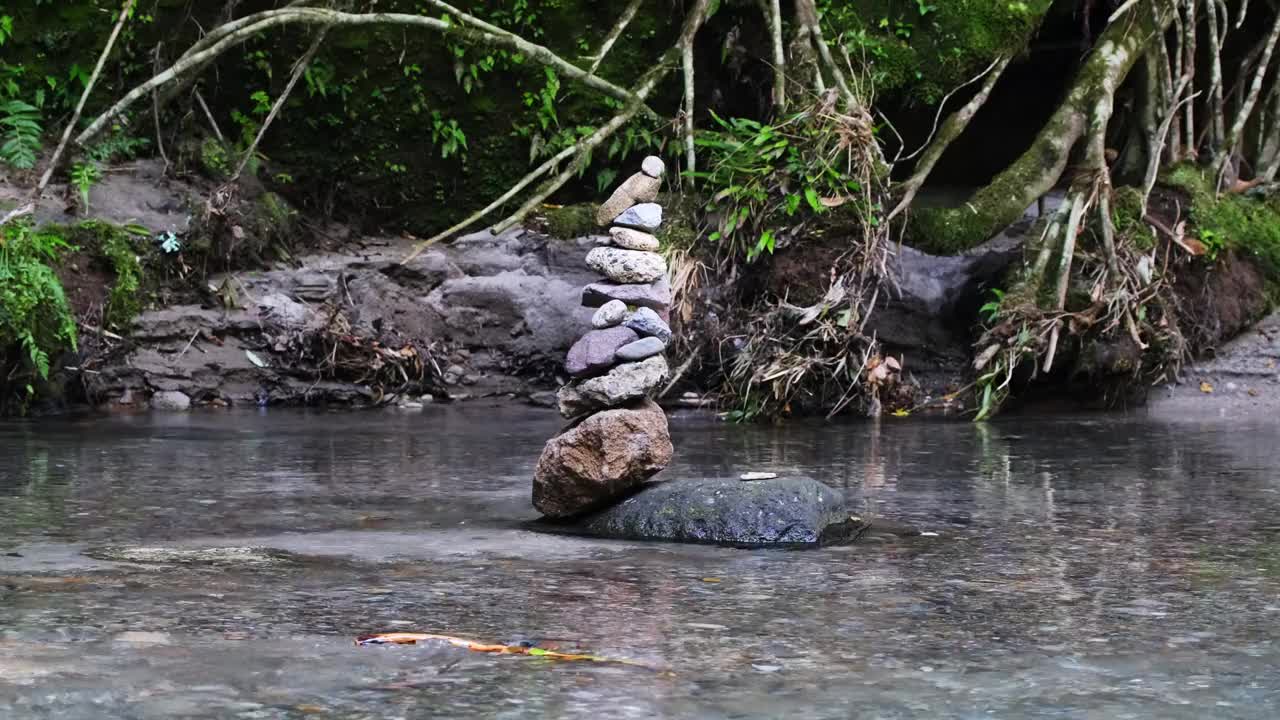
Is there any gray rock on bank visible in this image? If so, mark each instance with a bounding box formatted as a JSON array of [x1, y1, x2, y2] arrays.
[[558, 354, 669, 418], [532, 400, 673, 519]]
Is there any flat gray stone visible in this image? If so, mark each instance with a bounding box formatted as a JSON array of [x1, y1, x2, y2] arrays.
[[612, 203, 663, 232], [624, 307, 672, 343], [610, 227, 660, 252], [641, 156, 666, 179], [591, 300, 628, 329], [582, 276, 672, 312], [615, 336, 666, 361], [585, 247, 666, 284], [564, 326, 638, 378], [557, 354, 668, 417]]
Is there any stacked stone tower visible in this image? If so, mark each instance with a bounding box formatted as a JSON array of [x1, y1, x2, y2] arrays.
[[532, 156, 675, 519]]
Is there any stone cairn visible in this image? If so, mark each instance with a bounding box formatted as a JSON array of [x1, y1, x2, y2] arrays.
[[532, 156, 675, 519]]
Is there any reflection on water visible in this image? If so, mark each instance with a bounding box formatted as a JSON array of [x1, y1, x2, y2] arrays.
[[1, 408, 1279, 718]]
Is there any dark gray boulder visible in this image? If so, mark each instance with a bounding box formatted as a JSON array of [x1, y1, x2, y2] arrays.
[[559, 477, 874, 546]]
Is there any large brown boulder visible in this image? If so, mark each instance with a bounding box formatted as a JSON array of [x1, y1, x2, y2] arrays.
[[533, 400, 673, 519]]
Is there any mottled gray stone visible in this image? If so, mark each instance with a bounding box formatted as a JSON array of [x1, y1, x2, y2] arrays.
[[564, 326, 638, 378], [591, 300, 628, 329], [582, 276, 672, 312], [572, 477, 853, 546], [641, 155, 666, 179], [557, 355, 669, 417], [585, 247, 666, 284], [624, 307, 672, 343], [609, 227, 660, 252], [611, 203, 663, 232], [615, 337, 666, 362], [595, 173, 662, 226]]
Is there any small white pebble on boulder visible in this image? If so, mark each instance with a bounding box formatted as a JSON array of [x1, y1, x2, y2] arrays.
[[641, 155, 666, 179], [591, 300, 629, 329]]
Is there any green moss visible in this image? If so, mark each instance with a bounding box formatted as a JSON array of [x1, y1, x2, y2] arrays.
[[200, 138, 232, 181], [1163, 164, 1280, 292], [825, 0, 1053, 104], [656, 192, 701, 251], [542, 203, 597, 239], [1112, 186, 1157, 251], [69, 220, 145, 328]]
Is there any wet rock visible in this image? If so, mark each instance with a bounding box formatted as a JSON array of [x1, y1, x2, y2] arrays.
[[616, 337, 666, 362], [532, 400, 672, 519], [641, 155, 666, 179], [86, 546, 295, 566], [558, 354, 668, 417], [624, 307, 672, 343], [585, 247, 667, 284], [611, 203, 663, 232], [591, 300, 628, 329], [582, 276, 672, 312], [150, 391, 191, 411], [568, 477, 854, 546], [610, 227, 660, 252], [564, 326, 639, 378], [595, 173, 662, 226]]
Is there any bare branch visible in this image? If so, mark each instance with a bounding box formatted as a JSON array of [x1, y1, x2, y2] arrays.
[[1217, 11, 1280, 187], [683, 43, 697, 180], [888, 55, 1011, 223], [585, 0, 642, 75], [76, 7, 652, 146], [231, 28, 327, 181], [33, 0, 137, 201]]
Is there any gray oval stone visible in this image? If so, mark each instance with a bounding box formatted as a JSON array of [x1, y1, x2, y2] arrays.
[[609, 227, 660, 252], [557, 355, 669, 417], [615, 337, 665, 362], [624, 307, 673, 343], [591, 300, 628, 329], [586, 247, 666, 284], [612, 203, 663, 232]]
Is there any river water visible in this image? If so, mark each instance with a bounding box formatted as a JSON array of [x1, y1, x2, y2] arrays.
[[1, 406, 1278, 718]]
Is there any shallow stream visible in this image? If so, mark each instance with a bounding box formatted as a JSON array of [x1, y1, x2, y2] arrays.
[[2, 407, 1278, 718]]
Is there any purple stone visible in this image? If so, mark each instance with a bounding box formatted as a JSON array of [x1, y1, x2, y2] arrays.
[[564, 326, 639, 378]]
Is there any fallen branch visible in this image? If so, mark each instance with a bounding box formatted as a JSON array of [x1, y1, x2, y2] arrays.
[[585, 0, 642, 74], [32, 0, 136, 201], [231, 28, 327, 181], [76, 6, 651, 146], [888, 55, 1010, 223], [1216, 9, 1280, 188]]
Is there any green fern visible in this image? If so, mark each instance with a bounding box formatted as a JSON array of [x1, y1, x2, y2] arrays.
[[70, 162, 101, 212], [0, 99, 42, 169], [0, 221, 77, 395]]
